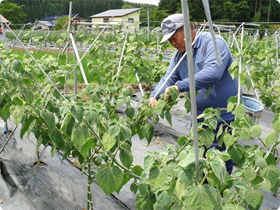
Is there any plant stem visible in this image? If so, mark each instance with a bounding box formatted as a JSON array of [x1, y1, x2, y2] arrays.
[[173, 138, 191, 160], [84, 119, 141, 179], [37, 149, 40, 166], [87, 150, 93, 210], [257, 137, 269, 149]]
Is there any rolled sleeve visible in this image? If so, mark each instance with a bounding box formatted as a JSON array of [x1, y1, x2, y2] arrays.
[[150, 53, 180, 99]]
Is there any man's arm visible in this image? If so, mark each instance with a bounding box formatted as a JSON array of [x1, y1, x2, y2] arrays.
[[176, 38, 232, 92], [150, 52, 181, 100]]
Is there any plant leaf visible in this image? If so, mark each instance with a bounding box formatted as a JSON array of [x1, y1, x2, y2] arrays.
[[244, 188, 263, 209], [125, 107, 134, 119], [72, 124, 91, 151], [198, 128, 214, 148], [119, 149, 133, 169], [184, 184, 222, 210], [142, 123, 154, 144], [222, 132, 235, 147], [102, 132, 116, 152], [96, 165, 123, 195], [265, 131, 279, 146], [71, 105, 83, 122]]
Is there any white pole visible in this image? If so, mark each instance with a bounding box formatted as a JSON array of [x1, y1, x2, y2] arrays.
[[181, 0, 200, 178], [202, 0, 222, 66], [115, 24, 129, 82], [70, 33, 88, 85]]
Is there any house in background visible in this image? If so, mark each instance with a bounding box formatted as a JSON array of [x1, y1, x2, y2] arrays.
[[90, 8, 141, 30], [0, 14, 10, 34], [40, 14, 86, 23], [32, 14, 86, 31], [32, 20, 54, 30]]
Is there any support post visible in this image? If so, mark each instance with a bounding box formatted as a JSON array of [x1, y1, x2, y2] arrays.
[[181, 0, 200, 178]]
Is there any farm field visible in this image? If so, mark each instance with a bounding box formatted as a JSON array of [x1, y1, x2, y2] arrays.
[[1, 7, 280, 210]]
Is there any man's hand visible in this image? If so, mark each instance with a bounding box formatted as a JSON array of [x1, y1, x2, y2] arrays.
[[149, 97, 158, 108], [164, 85, 179, 100]]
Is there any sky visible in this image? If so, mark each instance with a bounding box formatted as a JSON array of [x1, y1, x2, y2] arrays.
[[125, 0, 160, 6]]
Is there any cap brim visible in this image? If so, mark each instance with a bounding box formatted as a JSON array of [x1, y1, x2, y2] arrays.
[[160, 30, 176, 44]]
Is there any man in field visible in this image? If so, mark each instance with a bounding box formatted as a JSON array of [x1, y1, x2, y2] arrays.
[[149, 14, 238, 174]]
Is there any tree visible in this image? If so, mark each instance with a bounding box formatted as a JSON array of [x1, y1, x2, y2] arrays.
[[54, 17, 69, 30], [0, 0, 27, 25]]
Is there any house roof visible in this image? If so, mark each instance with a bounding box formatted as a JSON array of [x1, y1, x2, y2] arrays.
[[91, 8, 141, 18], [36, 21, 55, 27], [41, 14, 83, 21], [0, 14, 10, 23]]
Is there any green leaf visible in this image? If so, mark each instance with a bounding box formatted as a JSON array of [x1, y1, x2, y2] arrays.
[[272, 114, 280, 132], [41, 110, 55, 130], [116, 99, 125, 108], [265, 131, 279, 145], [10, 105, 25, 125], [80, 138, 95, 158], [223, 204, 246, 210], [71, 105, 83, 122], [210, 157, 226, 184], [165, 110, 172, 126], [177, 136, 187, 146], [12, 60, 23, 72], [49, 127, 65, 149], [260, 180, 271, 193], [178, 167, 194, 186], [155, 99, 166, 111], [198, 128, 214, 148], [84, 109, 97, 124], [144, 156, 155, 171], [233, 104, 245, 119], [216, 124, 224, 139], [255, 157, 267, 169], [119, 149, 133, 169], [135, 193, 156, 210], [96, 165, 123, 196], [250, 124, 262, 138], [228, 144, 244, 166], [20, 115, 35, 139], [13, 97, 23, 106], [120, 124, 132, 140], [139, 184, 148, 195], [125, 107, 134, 119], [131, 165, 144, 176], [153, 191, 173, 210], [222, 133, 235, 147], [102, 132, 116, 152], [22, 88, 33, 105], [109, 124, 121, 137], [0, 104, 10, 122], [175, 179, 186, 199], [149, 167, 168, 192], [61, 114, 71, 133], [244, 188, 263, 209], [142, 123, 154, 144], [243, 167, 257, 182], [240, 127, 251, 141], [227, 102, 235, 112], [72, 124, 91, 151], [184, 184, 222, 210], [260, 165, 280, 190], [179, 149, 199, 168]]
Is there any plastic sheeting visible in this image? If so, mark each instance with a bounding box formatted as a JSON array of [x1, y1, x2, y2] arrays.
[[0, 120, 130, 210]]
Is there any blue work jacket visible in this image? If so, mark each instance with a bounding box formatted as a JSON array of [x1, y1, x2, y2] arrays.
[[150, 32, 238, 122]]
